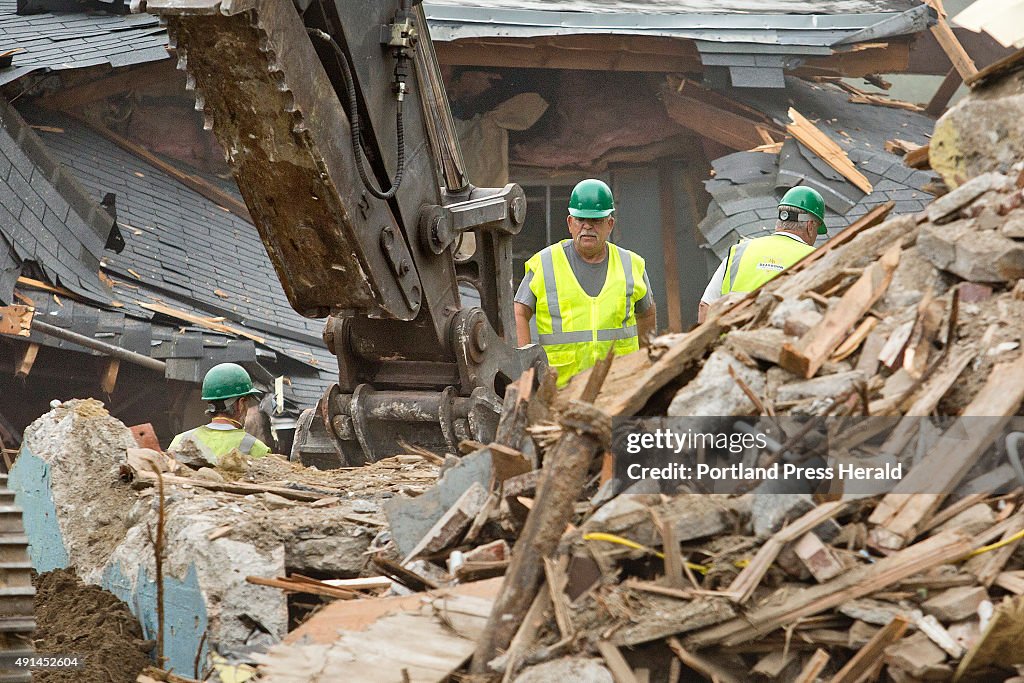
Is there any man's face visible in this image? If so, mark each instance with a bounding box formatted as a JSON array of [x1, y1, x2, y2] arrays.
[[567, 215, 615, 259]]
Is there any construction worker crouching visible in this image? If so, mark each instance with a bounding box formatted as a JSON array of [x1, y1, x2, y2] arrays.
[[169, 362, 271, 463], [698, 186, 827, 323], [514, 179, 656, 388]]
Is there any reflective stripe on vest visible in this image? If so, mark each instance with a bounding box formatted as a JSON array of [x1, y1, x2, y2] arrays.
[[238, 433, 256, 455], [526, 240, 646, 387], [721, 233, 815, 296]]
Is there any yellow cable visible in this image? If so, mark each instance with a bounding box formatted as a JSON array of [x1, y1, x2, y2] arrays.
[[583, 532, 709, 574], [965, 528, 1024, 558]]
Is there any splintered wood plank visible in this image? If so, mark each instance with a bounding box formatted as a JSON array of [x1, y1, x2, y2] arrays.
[[870, 353, 1024, 548], [905, 143, 931, 169], [787, 108, 873, 193], [828, 616, 909, 683], [794, 650, 830, 683], [930, 16, 978, 80], [966, 46, 1024, 88], [685, 530, 973, 648], [15, 343, 39, 380], [724, 501, 846, 603], [664, 90, 767, 151], [780, 244, 900, 378], [597, 641, 640, 683], [139, 302, 266, 343], [666, 637, 742, 683]]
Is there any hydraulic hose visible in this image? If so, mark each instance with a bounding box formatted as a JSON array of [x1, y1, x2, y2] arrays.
[[307, 28, 405, 200]]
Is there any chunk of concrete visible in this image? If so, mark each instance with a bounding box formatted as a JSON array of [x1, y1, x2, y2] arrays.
[[925, 172, 1010, 222], [513, 657, 614, 683], [931, 68, 1024, 188], [750, 492, 815, 539], [919, 220, 1024, 283], [667, 350, 766, 418], [769, 297, 819, 330], [775, 370, 866, 403], [385, 447, 495, 557], [922, 586, 988, 624], [783, 308, 825, 338]]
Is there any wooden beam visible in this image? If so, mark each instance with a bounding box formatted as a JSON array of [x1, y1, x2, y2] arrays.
[[15, 343, 39, 380], [435, 35, 702, 72], [930, 15, 979, 80], [100, 358, 120, 395], [77, 114, 253, 224], [794, 650, 830, 683], [138, 301, 265, 344], [597, 641, 640, 683], [926, 68, 963, 117], [663, 83, 783, 152], [666, 637, 742, 683], [37, 60, 177, 112], [787, 108, 873, 194], [658, 165, 683, 333], [828, 616, 909, 683], [797, 41, 911, 78], [779, 243, 900, 378], [966, 46, 1024, 89]]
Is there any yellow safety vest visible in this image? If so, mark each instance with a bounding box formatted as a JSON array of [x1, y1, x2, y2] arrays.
[[721, 233, 815, 296], [169, 425, 270, 462], [526, 240, 647, 387]]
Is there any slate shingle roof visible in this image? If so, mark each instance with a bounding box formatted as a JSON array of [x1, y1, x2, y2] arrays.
[[0, 0, 166, 85], [0, 100, 115, 304], [699, 77, 938, 260], [0, 105, 336, 411]]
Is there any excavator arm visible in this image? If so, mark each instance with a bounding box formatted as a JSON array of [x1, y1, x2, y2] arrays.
[[145, 0, 545, 465]]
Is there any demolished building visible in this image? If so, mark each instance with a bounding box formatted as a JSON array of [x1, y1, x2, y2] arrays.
[[2, 1, 1024, 682]]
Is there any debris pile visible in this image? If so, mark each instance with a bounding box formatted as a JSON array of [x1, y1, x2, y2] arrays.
[[251, 165, 1024, 682], [12, 55, 1024, 683]]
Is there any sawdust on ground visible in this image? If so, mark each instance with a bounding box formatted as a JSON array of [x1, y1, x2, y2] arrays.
[[220, 453, 441, 498], [33, 568, 154, 683]]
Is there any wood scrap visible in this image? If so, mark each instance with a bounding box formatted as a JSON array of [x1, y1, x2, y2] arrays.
[[829, 616, 909, 683], [787, 107, 873, 193], [780, 243, 901, 378]]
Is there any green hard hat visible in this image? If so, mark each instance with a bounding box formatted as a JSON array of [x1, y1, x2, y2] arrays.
[[568, 179, 615, 219], [779, 186, 827, 235], [201, 363, 261, 402]]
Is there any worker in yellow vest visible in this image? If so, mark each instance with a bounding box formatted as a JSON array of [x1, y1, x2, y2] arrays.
[[698, 186, 826, 323], [169, 363, 271, 462], [514, 179, 657, 387]]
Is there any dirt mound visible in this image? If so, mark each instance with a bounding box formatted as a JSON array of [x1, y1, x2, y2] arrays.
[[33, 568, 154, 683]]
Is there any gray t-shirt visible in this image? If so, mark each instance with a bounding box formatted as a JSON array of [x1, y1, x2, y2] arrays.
[[515, 241, 653, 314]]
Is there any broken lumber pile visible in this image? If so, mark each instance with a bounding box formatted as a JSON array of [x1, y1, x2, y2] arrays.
[[252, 163, 1024, 682]]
